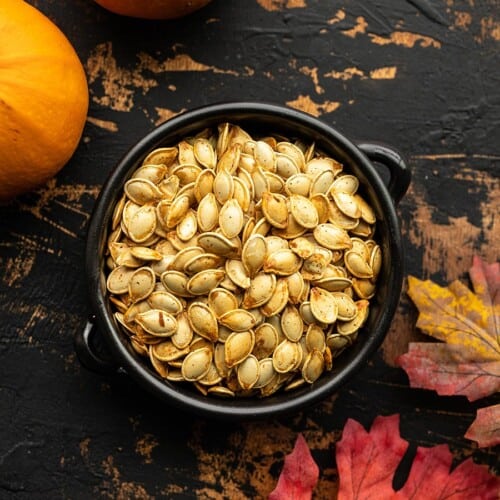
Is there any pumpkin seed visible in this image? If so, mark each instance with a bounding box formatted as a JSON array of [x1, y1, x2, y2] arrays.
[[135, 309, 177, 337], [219, 199, 244, 239], [273, 340, 302, 374], [253, 323, 279, 359], [237, 355, 260, 390], [261, 191, 288, 228], [310, 287, 338, 324], [187, 302, 219, 342], [218, 309, 256, 332], [182, 348, 213, 381], [302, 349, 325, 383], [225, 330, 255, 367], [241, 234, 267, 277], [186, 269, 226, 295], [289, 194, 319, 228], [242, 272, 276, 309]]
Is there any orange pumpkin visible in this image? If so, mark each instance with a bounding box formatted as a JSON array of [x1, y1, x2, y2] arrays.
[[0, 0, 88, 202], [92, 0, 213, 20]]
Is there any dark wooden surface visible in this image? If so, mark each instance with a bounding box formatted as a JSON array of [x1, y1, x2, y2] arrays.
[[1, 0, 499, 498]]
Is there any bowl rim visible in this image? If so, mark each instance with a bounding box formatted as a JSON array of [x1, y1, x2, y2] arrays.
[[85, 101, 405, 419]]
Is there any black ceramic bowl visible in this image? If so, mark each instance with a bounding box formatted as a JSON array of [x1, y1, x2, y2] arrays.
[[76, 102, 410, 420]]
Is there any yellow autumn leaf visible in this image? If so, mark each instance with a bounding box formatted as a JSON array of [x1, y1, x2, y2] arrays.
[[407, 275, 500, 362]]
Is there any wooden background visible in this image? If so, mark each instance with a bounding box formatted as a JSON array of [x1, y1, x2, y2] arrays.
[[1, 0, 499, 498]]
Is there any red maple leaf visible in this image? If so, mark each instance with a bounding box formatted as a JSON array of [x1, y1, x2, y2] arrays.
[[268, 434, 319, 500], [335, 414, 500, 500]]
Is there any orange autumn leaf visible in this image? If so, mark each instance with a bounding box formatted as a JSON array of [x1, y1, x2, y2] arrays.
[[397, 256, 500, 447]]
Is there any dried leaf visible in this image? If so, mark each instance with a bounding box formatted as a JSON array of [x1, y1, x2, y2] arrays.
[[336, 414, 500, 500], [398, 343, 500, 401], [269, 434, 319, 500], [336, 415, 408, 499], [397, 256, 500, 447], [465, 404, 500, 448]]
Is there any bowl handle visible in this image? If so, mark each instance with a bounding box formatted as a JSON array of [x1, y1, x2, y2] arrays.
[[355, 142, 411, 205], [74, 318, 118, 374]]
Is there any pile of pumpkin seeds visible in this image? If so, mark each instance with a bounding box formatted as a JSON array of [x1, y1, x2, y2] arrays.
[[105, 122, 382, 398]]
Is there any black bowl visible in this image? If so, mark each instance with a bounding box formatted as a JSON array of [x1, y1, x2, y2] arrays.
[[76, 102, 411, 420]]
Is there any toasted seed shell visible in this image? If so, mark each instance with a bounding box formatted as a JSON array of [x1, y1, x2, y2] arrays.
[[310, 287, 338, 324], [280, 305, 303, 342], [242, 272, 277, 309], [197, 193, 219, 232], [313, 223, 352, 250], [127, 204, 157, 243], [289, 194, 319, 228], [135, 309, 177, 337], [260, 278, 289, 317], [253, 358, 277, 388], [152, 340, 190, 362], [331, 292, 358, 321], [208, 288, 239, 318], [237, 355, 260, 390], [219, 309, 256, 332], [171, 312, 193, 349], [187, 302, 219, 342], [198, 232, 238, 256], [261, 191, 288, 228], [186, 269, 226, 295], [345, 251, 374, 278], [253, 323, 279, 359], [332, 191, 361, 219], [182, 348, 213, 381], [272, 340, 302, 374], [161, 270, 192, 297], [302, 349, 325, 383], [124, 178, 161, 205], [225, 330, 255, 367], [263, 249, 302, 276], [176, 210, 198, 241], [241, 234, 267, 277], [107, 265, 136, 294], [219, 199, 244, 239], [225, 259, 251, 289]]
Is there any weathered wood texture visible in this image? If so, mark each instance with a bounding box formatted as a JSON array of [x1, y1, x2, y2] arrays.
[[1, 0, 498, 498]]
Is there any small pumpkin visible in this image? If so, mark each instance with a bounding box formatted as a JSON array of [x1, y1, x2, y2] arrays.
[[92, 0, 213, 20], [0, 0, 88, 202]]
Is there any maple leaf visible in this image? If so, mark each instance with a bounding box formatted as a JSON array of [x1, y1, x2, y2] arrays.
[[397, 256, 500, 447], [336, 414, 500, 500], [268, 434, 319, 500]]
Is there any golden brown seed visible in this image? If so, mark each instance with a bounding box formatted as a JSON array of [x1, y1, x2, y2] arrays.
[[310, 287, 338, 324], [261, 191, 288, 229], [253, 323, 279, 359], [263, 249, 302, 276], [219, 199, 244, 239], [260, 278, 289, 317], [241, 234, 268, 277], [242, 272, 276, 309], [272, 340, 302, 374], [186, 269, 226, 295], [237, 355, 260, 390], [302, 349, 325, 383], [197, 193, 219, 232], [289, 194, 319, 229], [225, 330, 255, 367], [280, 305, 303, 342], [182, 348, 213, 381], [218, 309, 256, 332], [135, 309, 178, 337], [187, 302, 219, 342]]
